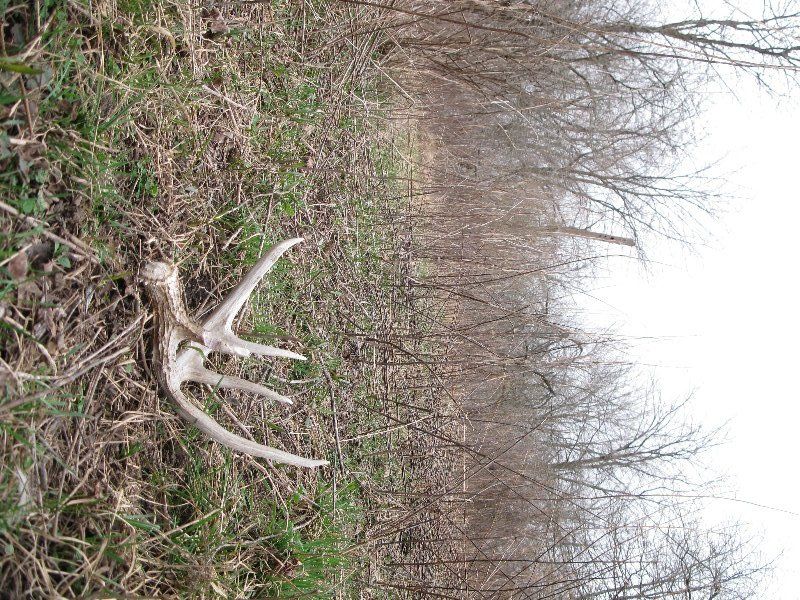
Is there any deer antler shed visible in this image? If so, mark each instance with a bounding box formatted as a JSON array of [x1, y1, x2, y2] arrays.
[[140, 238, 328, 468]]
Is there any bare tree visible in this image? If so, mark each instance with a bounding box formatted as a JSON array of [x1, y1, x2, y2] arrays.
[[349, 0, 796, 596], [380, 0, 800, 244]]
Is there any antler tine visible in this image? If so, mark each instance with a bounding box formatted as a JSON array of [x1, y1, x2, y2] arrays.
[[200, 237, 307, 359], [191, 368, 295, 406], [203, 237, 303, 332], [210, 334, 306, 360], [164, 374, 327, 468], [140, 238, 328, 468], [178, 347, 294, 405]]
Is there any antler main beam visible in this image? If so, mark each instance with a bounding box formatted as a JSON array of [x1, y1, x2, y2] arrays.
[[141, 238, 328, 468]]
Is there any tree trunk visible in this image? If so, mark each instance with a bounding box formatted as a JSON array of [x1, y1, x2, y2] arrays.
[[537, 226, 636, 247]]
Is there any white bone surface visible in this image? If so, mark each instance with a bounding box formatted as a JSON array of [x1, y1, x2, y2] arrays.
[[141, 239, 328, 468]]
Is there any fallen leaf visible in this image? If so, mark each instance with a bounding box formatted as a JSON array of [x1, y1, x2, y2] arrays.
[[33, 320, 48, 340], [16, 280, 41, 305], [27, 242, 53, 268], [208, 18, 230, 35], [7, 251, 28, 281], [149, 26, 176, 51], [13, 140, 46, 181]]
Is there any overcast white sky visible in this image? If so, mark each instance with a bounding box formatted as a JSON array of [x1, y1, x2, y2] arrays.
[[575, 66, 800, 597]]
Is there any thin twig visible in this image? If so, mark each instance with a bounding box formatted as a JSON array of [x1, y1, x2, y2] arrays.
[[0, 200, 100, 263], [321, 363, 345, 470]]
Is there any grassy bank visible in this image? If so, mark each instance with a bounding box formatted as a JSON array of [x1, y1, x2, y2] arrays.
[[0, 1, 459, 597]]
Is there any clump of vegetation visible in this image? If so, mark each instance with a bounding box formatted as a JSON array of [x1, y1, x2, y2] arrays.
[[0, 0, 460, 597]]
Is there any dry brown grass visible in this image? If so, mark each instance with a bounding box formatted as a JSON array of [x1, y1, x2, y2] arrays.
[[0, 1, 466, 597]]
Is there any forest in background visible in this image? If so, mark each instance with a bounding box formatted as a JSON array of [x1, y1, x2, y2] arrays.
[[379, 0, 800, 597]]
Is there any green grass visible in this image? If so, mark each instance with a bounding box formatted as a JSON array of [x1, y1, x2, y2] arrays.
[[0, 0, 462, 598], [0, 0, 456, 596]]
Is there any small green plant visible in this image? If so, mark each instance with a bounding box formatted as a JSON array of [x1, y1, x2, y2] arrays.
[[263, 481, 362, 597]]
